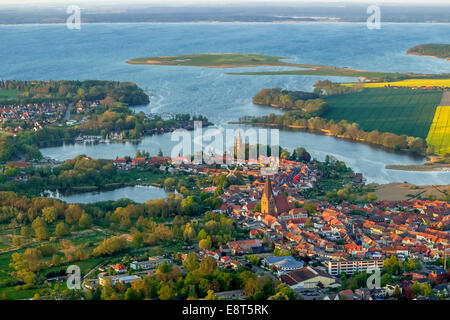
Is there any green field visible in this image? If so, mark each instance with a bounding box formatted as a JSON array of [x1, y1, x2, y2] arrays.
[[322, 88, 443, 139], [0, 89, 22, 101]]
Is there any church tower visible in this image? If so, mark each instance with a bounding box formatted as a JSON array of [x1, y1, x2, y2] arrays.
[[234, 129, 243, 158], [261, 176, 276, 215]]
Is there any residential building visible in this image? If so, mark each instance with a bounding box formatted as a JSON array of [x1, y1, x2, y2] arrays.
[[280, 266, 337, 289], [326, 259, 384, 276]]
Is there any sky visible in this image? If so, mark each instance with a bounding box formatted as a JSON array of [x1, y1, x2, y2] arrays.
[[0, 0, 449, 5]]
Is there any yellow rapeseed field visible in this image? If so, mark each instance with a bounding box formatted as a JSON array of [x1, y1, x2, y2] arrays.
[[426, 106, 450, 156], [342, 79, 450, 88]]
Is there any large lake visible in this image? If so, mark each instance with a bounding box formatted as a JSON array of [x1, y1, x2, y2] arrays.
[[1, 23, 450, 185]]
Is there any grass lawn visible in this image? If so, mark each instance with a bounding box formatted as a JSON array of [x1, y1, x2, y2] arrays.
[[322, 88, 443, 139], [0, 286, 39, 300]]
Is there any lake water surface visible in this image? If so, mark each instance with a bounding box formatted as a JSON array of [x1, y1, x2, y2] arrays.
[[45, 186, 168, 204], [1, 23, 450, 185]]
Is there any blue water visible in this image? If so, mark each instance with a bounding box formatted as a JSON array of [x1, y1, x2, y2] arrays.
[[45, 185, 168, 204], [1, 23, 450, 185]]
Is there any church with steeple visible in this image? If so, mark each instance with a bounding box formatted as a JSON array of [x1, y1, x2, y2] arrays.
[[234, 130, 244, 158], [260, 175, 290, 216]]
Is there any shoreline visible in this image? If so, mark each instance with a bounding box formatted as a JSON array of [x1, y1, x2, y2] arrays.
[[2, 22, 450, 27], [407, 52, 450, 61], [385, 163, 450, 172], [229, 121, 426, 161]]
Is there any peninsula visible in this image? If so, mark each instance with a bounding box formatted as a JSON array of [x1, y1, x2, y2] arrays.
[[407, 44, 450, 61], [128, 53, 450, 81]]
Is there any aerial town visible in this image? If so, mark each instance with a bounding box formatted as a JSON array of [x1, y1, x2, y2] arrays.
[[59, 137, 449, 301]]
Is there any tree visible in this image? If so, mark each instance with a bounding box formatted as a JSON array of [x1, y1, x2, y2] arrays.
[[381, 273, 393, 287], [65, 205, 84, 225], [204, 290, 217, 300], [187, 285, 198, 300], [420, 283, 432, 297], [205, 221, 219, 234], [13, 236, 21, 247], [367, 193, 378, 202], [268, 283, 296, 300], [244, 278, 258, 297], [411, 281, 421, 296], [197, 229, 208, 241], [35, 226, 49, 240], [198, 256, 217, 275], [125, 288, 140, 300], [55, 222, 70, 237], [163, 178, 176, 189], [42, 207, 58, 223], [183, 252, 199, 272], [404, 258, 420, 272], [78, 213, 93, 229], [183, 223, 196, 242], [101, 278, 115, 300], [199, 236, 212, 250], [20, 226, 31, 238], [383, 255, 401, 275], [23, 271, 37, 285], [158, 285, 175, 300], [132, 233, 144, 248], [93, 236, 127, 256], [304, 218, 313, 229]]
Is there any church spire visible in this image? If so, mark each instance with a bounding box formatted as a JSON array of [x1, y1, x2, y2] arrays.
[[261, 175, 276, 215], [263, 175, 274, 198]]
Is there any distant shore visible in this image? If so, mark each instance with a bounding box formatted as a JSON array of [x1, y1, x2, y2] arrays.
[[229, 120, 426, 159], [3, 21, 450, 26], [385, 163, 450, 172], [407, 52, 450, 61]]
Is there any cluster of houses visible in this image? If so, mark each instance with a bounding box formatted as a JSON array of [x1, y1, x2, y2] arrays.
[[192, 154, 449, 299], [96, 256, 172, 287], [103, 150, 449, 299], [0, 102, 66, 133]]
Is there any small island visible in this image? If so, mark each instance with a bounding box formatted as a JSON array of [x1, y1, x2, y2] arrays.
[[127, 53, 294, 68], [128, 53, 450, 81], [407, 44, 450, 61]]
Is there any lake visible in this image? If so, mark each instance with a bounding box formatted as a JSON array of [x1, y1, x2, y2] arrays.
[[44, 186, 168, 204], [1, 23, 450, 185]]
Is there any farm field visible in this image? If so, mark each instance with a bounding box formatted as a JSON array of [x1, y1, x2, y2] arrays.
[[342, 79, 450, 88], [322, 88, 443, 139], [0, 89, 22, 101], [426, 106, 450, 156]]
